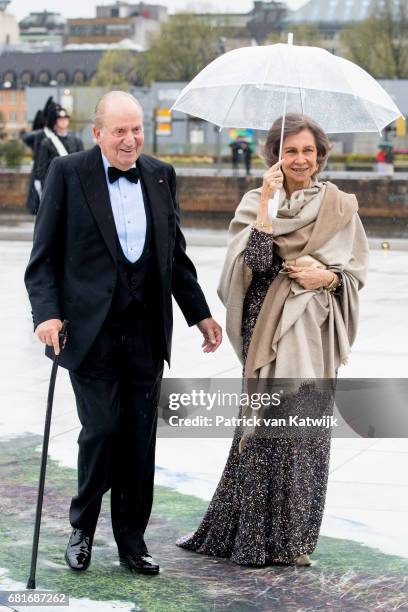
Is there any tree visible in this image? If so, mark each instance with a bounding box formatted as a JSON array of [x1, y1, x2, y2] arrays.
[[0, 139, 26, 168], [341, 0, 408, 78], [0, 110, 5, 141], [266, 24, 324, 47], [91, 49, 148, 88], [145, 13, 219, 82]]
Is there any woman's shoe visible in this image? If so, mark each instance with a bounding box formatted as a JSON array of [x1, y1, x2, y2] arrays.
[[295, 553, 311, 566]]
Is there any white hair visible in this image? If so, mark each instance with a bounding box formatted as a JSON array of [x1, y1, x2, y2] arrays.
[[94, 91, 143, 128]]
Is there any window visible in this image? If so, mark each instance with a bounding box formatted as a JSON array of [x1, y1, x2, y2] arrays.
[[20, 71, 33, 85], [73, 70, 86, 84], [8, 111, 17, 121], [38, 71, 51, 84], [360, 0, 370, 18], [4, 71, 15, 83], [55, 71, 68, 84]]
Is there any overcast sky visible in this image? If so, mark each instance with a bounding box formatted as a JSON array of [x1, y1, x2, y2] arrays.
[[7, 0, 308, 21]]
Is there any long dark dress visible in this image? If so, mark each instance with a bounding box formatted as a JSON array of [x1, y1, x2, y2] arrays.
[[177, 228, 333, 566]]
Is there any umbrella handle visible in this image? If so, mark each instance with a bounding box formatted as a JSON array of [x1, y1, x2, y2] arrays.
[[268, 33, 293, 221], [268, 190, 280, 219], [267, 30, 294, 223]]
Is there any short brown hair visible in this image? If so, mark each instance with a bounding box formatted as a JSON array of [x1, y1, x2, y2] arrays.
[[263, 113, 332, 176]]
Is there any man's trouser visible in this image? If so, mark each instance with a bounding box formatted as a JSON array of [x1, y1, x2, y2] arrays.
[[69, 301, 163, 555]]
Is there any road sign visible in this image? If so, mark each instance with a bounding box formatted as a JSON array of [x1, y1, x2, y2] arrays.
[[155, 108, 172, 136], [396, 116, 406, 137]]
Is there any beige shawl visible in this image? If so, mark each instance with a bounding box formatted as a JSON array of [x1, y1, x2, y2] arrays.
[[218, 181, 369, 379]]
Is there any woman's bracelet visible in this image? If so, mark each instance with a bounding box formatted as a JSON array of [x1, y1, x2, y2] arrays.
[[254, 221, 273, 230], [325, 272, 340, 293]]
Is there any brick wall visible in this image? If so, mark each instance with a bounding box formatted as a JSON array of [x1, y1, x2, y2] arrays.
[[2, 171, 408, 236], [176, 175, 408, 236], [0, 172, 29, 210], [176, 175, 408, 218]]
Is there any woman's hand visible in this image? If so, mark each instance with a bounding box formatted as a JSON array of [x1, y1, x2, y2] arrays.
[[287, 266, 336, 290], [261, 160, 285, 201], [256, 160, 285, 233]]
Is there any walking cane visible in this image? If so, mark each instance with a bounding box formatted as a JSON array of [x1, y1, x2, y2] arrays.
[[27, 320, 69, 590]]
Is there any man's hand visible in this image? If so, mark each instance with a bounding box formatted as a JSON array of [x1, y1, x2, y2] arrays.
[[35, 319, 63, 355], [197, 317, 222, 353], [287, 266, 335, 290]]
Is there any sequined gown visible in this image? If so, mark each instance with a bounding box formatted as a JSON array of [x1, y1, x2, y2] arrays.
[[177, 228, 332, 566]]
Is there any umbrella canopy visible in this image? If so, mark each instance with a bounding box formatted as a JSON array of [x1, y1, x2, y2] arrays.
[[172, 43, 402, 133]]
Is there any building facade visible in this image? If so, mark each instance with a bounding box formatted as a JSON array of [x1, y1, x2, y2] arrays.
[[96, 2, 167, 22], [247, 1, 287, 42], [286, 0, 407, 55], [0, 88, 27, 139], [66, 17, 140, 45], [0, 50, 105, 87], [196, 1, 287, 44], [0, 1, 19, 49], [10, 78, 408, 154], [66, 2, 167, 49], [18, 11, 66, 49], [66, 17, 160, 50]]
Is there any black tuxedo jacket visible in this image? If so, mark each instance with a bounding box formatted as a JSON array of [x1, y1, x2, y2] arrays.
[[24, 145, 211, 370]]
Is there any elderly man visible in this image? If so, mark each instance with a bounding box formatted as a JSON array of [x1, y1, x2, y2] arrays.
[[25, 91, 222, 575]]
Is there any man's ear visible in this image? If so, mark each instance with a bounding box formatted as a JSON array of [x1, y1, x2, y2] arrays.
[[92, 125, 100, 142]]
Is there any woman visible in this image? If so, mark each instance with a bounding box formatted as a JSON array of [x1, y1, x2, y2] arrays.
[[177, 113, 369, 567]]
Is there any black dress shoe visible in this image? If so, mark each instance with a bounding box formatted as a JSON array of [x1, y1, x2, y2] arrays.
[[119, 552, 160, 575], [65, 529, 93, 571]]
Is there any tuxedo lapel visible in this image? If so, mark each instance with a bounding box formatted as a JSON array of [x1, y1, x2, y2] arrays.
[[137, 155, 170, 274], [75, 145, 117, 262]]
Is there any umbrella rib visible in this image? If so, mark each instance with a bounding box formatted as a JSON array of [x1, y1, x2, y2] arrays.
[[299, 87, 304, 115], [278, 87, 289, 161], [177, 81, 388, 98], [334, 55, 388, 133], [172, 46, 402, 132], [260, 44, 274, 90], [219, 84, 243, 128], [359, 95, 384, 134]]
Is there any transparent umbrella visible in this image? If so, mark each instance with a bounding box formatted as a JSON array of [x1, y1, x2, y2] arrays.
[[171, 38, 402, 134], [171, 35, 403, 216]]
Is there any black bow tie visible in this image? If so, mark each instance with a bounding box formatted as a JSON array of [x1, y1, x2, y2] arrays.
[[108, 166, 140, 184]]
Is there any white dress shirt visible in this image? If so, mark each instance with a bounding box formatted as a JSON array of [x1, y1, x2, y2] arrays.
[[102, 153, 146, 263]]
